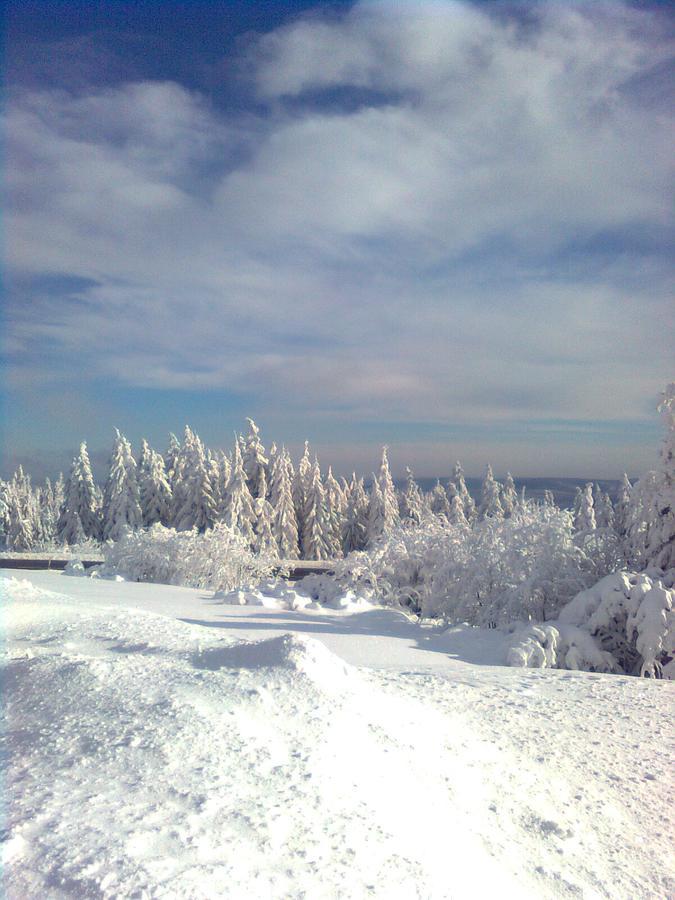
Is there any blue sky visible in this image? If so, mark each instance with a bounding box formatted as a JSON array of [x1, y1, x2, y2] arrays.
[[3, 0, 673, 480]]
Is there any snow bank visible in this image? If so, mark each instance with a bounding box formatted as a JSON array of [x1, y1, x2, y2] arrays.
[[3, 571, 673, 899]]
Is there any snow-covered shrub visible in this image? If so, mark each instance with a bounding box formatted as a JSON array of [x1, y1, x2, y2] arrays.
[[507, 570, 674, 677], [506, 622, 620, 673], [558, 570, 674, 677], [104, 523, 276, 591], [299, 516, 458, 611], [303, 501, 622, 626]]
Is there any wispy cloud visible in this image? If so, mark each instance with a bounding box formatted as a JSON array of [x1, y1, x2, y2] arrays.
[[4, 0, 674, 473]]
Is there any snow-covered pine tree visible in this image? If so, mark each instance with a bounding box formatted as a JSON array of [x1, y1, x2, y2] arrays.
[[614, 474, 632, 539], [400, 467, 423, 525], [0, 480, 11, 546], [378, 447, 399, 534], [40, 478, 59, 545], [302, 458, 332, 560], [5, 481, 34, 551], [293, 441, 311, 534], [430, 480, 451, 520], [138, 439, 152, 484], [367, 475, 385, 546], [102, 431, 143, 541], [140, 449, 173, 526], [627, 383, 675, 570], [268, 444, 284, 510], [595, 490, 615, 530], [324, 466, 344, 558], [449, 461, 476, 522], [543, 489, 557, 508], [267, 443, 279, 501], [272, 449, 299, 559], [57, 506, 86, 548], [501, 473, 518, 517], [165, 432, 181, 486], [342, 474, 369, 554], [170, 426, 196, 524], [479, 465, 504, 520], [574, 482, 596, 532], [253, 471, 277, 557], [243, 418, 268, 499], [223, 439, 256, 547], [58, 443, 101, 542], [215, 451, 231, 521], [206, 451, 222, 518], [448, 491, 468, 527], [173, 432, 217, 533]]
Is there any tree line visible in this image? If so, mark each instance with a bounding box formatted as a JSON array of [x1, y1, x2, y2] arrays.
[[1, 404, 671, 569]]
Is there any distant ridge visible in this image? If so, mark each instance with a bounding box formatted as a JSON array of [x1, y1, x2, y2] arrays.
[[394, 477, 623, 510]]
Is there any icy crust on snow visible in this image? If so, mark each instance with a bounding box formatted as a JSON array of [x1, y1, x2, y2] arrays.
[[507, 571, 675, 677], [2, 573, 675, 900]]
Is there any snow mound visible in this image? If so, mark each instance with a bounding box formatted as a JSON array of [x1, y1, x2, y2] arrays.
[[213, 586, 315, 610], [192, 633, 354, 692]]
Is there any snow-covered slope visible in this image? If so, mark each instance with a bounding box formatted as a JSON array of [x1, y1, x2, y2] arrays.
[[1, 571, 673, 899]]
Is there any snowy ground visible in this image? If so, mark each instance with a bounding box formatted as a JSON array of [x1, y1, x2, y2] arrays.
[[1, 571, 673, 899]]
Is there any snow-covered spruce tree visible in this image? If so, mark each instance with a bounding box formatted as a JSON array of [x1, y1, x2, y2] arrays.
[[223, 439, 256, 547], [253, 470, 278, 557], [5, 481, 34, 551], [173, 431, 217, 533], [57, 444, 101, 543], [206, 451, 222, 518], [430, 480, 451, 520], [449, 461, 476, 522], [215, 451, 231, 521], [343, 474, 369, 554], [40, 478, 59, 545], [595, 490, 615, 530], [367, 476, 385, 546], [543, 489, 557, 508], [140, 449, 173, 527], [400, 467, 423, 526], [626, 383, 675, 570], [302, 458, 332, 560], [501, 473, 518, 517], [479, 464, 504, 520], [447, 491, 468, 527], [272, 449, 299, 559], [0, 480, 11, 546], [243, 418, 268, 499], [591, 484, 614, 530], [293, 441, 311, 535], [614, 473, 632, 540], [574, 483, 596, 533], [378, 447, 400, 534], [102, 431, 143, 542], [165, 432, 181, 486], [268, 443, 284, 510], [267, 443, 279, 502], [324, 466, 345, 558]]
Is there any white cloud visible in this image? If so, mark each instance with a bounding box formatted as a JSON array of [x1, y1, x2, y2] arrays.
[[5, 0, 674, 461]]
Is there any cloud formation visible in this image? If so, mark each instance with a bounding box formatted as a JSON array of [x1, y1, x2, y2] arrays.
[[5, 0, 674, 472]]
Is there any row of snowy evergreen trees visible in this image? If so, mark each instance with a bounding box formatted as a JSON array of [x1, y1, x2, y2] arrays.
[[1, 402, 672, 569]]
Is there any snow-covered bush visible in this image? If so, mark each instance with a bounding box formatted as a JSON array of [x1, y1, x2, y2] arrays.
[[507, 570, 674, 677], [104, 523, 277, 591], [302, 501, 621, 626], [299, 515, 458, 611]]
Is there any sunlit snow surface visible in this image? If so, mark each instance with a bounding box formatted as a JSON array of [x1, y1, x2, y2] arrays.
[[1, 571, 673, 899]]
